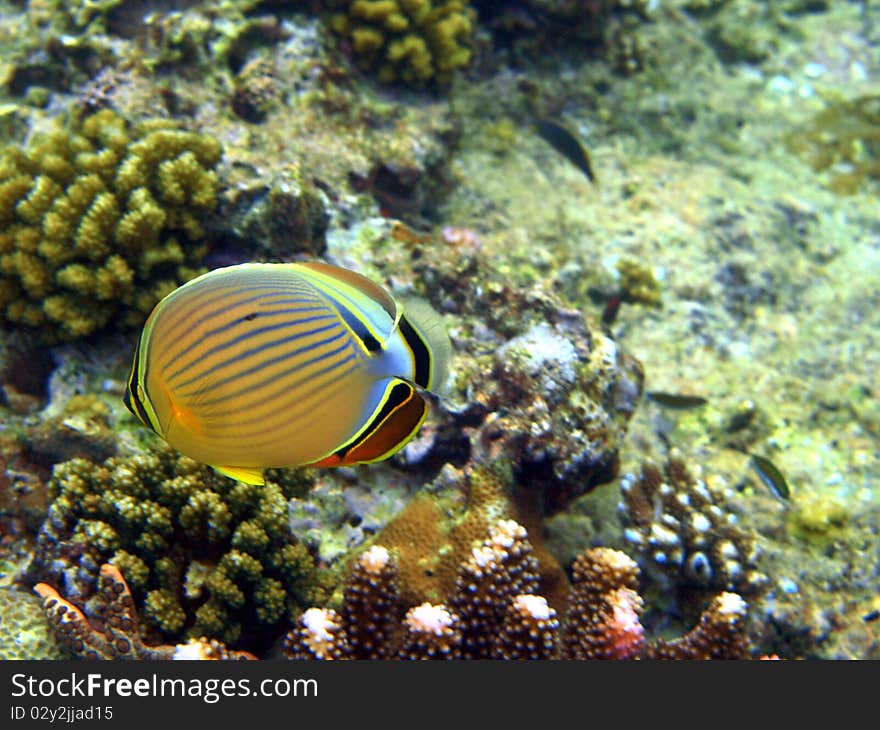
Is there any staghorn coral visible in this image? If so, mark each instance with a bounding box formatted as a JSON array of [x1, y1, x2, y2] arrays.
[[34, 563, 255, 660], [0, 109, 221, 341], [26, 446, 332, 653], [283, 518, 754, 659], [329, 0, 475, 86], [618, 457, 767, 595]]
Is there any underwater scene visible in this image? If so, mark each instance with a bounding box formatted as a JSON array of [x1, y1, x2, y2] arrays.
[[0, 0, 877, 661]]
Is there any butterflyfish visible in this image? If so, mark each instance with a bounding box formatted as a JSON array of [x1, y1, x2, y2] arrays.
[[123, 261, 450, 486]]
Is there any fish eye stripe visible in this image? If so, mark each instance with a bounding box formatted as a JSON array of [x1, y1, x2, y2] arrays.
[[166, 314, 339, 384], [177, 327, 350, 398], [126, 344, 158, 431], [398, 315, 431, 389]]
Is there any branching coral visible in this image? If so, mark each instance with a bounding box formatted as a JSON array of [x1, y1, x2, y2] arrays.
[[329, 1, 475, 86], [0, 109, 221, 341], [618, 457, 767, 594], [34, 563, 255, 660], [283, 519, 754, 659], [26, 446, 332, 653]]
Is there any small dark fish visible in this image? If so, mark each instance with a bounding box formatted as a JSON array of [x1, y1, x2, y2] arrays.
[[863, 609, 880, 623], [535, 118, 596, 183], [750, 453, 791, 501], [646, 391, 708, 409], [601, 293, 622, 326]]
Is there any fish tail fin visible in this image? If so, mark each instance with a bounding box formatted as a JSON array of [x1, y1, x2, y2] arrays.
[[398, 297, 451, 395]]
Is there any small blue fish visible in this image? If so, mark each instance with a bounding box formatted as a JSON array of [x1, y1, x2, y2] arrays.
[[123, 262, 450, 485]]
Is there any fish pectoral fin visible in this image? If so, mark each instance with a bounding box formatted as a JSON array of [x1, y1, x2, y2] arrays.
[[213, 465, 265, 485], [310, 378, 428, 468]]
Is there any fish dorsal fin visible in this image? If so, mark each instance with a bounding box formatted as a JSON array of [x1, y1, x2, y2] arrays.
[[213, 465, 265, 485], [291, 261, 400, 344]]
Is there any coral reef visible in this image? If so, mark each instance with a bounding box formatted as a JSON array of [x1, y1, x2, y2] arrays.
[[34, 563, 255, 660], [0, 586, 66, 659], [618, 457, 767, 594], [459, 313, 643, 514], [26, 446, 332, 653], [360, 224, 645, 514], [473, 0, 650, 72], [0, 109, 222, 341], [283, 519, 754, 659], [786, 94, 880, 195], [329, 1, 475, 86]]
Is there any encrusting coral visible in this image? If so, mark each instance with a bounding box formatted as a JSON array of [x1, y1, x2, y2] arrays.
[[618, 457, 767, 595], [34, 563, 255, 660], [0, 587, 66, 659], [26, 446, 332, 653], [283, 519, 753, 660], [0, 109, 221, 341], [329, 0, 475, 86]]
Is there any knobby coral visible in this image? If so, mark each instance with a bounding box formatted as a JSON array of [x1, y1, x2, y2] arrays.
[[27, 446, 331, 653], [618, 457, 767, 594], [283, 519, 753, 659], [330, 1, 475, 86], [0, 109, 221, 341]]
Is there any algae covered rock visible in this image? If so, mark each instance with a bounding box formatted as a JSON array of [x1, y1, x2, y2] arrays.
[[0, 109, 222, 341]]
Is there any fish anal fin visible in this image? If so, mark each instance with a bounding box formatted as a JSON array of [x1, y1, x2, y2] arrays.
[[213, 465, 265, 485], [311, 378, 427, 468]]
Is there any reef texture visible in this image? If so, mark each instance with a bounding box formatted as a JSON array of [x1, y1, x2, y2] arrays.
[[283, 519, 752, 659], [0, 109, 221, 340], [619, 457, 767, 594], [26, 447, 331, 653], [0, 585, 65, 659], [329, 1, 475, 85], [384, 228, 645, 515], [34, 563, 255, 660]]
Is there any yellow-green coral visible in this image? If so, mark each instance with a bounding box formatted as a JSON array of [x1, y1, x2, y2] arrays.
[[0, 109, 221, 341], [0, 588, 67, 659], [786, 94, 880, 195], [330, 0, 475, 86], [30, 446, 333, 651]]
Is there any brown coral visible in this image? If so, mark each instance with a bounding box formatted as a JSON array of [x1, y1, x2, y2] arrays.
[[283, 519, 754, 660], [619, 457, 767, 594], [34, 563, 255, 660]]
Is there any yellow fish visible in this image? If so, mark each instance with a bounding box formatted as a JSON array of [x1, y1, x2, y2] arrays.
[[123, 261, 449, 485]]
